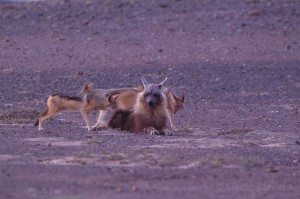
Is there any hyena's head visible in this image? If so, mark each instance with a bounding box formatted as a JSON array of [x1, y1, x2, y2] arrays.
[[141, 77, 167, 108]]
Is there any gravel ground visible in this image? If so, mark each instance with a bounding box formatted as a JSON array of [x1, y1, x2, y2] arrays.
[[0, 0, 299, 199]]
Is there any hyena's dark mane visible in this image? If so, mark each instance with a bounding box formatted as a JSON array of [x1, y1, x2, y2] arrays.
[[108, 110, 135, 132]]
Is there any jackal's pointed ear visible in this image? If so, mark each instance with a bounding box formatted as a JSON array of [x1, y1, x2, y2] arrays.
[[107, 94, 113, 103], [158, 77, 167, 89], [80, 82, 94, 93], [141, 77, 148, 88], [86, 82, 94, 89], [181, 95, 185, 102]]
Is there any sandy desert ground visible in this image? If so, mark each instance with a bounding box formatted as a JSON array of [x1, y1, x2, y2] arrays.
[[0, 0, 299, 198]]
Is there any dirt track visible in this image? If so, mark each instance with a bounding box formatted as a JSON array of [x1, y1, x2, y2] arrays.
[[0, 0, 299, 199]]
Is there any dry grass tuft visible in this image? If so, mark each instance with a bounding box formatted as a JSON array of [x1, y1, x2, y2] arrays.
[[0, 108, 40, 124], [192, 156, 227, 168], [158, 157, 179, 168], [218, 128, 254, 135]]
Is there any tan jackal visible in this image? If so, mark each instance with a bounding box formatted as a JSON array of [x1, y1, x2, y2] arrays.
[[35, 84, 137, 131]]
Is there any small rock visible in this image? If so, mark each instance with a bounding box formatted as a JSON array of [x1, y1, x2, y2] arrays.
[[4, 103, 13, 107], [158, 4, 168, 8], [76, 71, 84, 77], [54, 189, 62, 194], [132, 186, 138, 192], [28, 188, 36, 193], [85, 0, 92, 6], [267, 165, 277, 173], [2, 68, 14, 74], [248, 11, 261, 16], [4, 38, 10, 43], [85, 135, 93, 138], [58, 37, 66, 41], [285, 44, 291, 50], [115, 187, 123, 192]]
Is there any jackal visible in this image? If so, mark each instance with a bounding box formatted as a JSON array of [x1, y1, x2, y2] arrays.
[[34, 93, 110, 131], [35, 84, 137, 131], [163, 88, 185, 129], [80, 83, 143, 128]]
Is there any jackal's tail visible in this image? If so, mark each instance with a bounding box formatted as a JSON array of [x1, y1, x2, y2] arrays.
[[34, 107, 48, 126]]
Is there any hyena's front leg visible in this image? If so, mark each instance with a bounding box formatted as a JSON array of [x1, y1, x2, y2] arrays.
[[80, 110, 93, 131], [144, 127, 174, 136], [144, 127, 160, 135], [147, 127, 160, 135]]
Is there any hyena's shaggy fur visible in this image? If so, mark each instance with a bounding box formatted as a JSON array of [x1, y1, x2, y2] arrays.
[[108, 78, 169, 135]]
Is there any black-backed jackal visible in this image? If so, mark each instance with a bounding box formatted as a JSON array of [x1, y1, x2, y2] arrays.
[[35, 84, 137, 131], [163, 88, 185, 129], [80, 83, 143, 128]]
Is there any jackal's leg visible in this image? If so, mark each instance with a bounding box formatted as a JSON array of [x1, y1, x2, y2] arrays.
[[37, 109, 59, 131], [93, 110, 107, 128], [80, 110, 93, 131], [166, 109, 176, 129]]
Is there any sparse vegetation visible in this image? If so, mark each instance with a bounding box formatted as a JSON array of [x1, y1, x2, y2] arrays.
[[100, 152, 128, 161], [218, 128, 254, 135], [0, 108, 40, 124], [240, 157, 264, 167], [158, 157, 179, 168], [191, 156, 227, 168], [174, 127, 194, 134], [86, 138, 102, 145]]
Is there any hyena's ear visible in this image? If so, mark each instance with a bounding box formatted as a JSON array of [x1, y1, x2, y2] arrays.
[[158, 77, 167, 89], [141, 77, 149, 88]]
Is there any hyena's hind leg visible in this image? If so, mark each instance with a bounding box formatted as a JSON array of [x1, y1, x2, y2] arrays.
[[34, 107, 59, 131]]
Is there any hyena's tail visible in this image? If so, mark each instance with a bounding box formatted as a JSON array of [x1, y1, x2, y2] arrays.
[[34, 107, 48, 126]]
